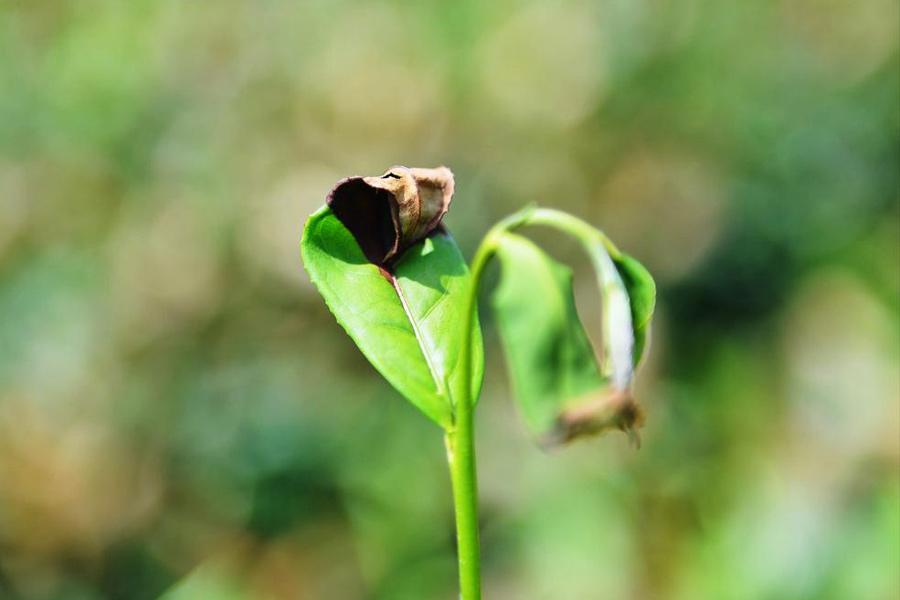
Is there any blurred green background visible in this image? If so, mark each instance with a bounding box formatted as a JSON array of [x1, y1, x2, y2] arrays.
[[1, 1, 898, 599]]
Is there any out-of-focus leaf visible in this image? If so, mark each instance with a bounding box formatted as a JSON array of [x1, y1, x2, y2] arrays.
[[515, 209, 657, 388], [492, 233, 606, 435], [612, 253, 656, 366], [491, 216, 653, 445], [301, 206, 483, 429]]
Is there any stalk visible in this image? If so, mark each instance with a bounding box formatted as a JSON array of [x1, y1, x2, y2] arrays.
[[447, 210, 534, 599], [445, 420, 481, 600], [447, 206, 617, 598]]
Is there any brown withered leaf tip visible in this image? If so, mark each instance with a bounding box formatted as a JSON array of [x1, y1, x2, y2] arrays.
[[543, 389, 645, 449], [327, 166, 455, 265]]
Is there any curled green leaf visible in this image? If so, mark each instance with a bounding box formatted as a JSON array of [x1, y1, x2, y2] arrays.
[[492, 233, 605, 434], [487, 209, 655, 446]]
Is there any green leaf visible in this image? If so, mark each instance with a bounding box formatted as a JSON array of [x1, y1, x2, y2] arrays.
[[488, 209, 656, 445], [612, 253, 656, 366], [301, 206, 483, 429], [491, 232, 605, 435], [511, 208, 656, 387]]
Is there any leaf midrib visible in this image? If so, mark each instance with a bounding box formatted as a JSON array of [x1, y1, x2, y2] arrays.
[[389, 274, 446, 396]]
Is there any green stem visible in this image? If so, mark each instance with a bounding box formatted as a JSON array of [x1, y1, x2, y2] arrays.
[[445, 422, 480, 600], [447, 213, 526, 600], [447, 206, 621, 598]]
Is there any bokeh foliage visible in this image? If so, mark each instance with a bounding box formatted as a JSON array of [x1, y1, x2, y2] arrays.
[[0, 1, 897, 599]]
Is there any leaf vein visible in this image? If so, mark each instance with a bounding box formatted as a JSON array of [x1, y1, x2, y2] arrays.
[[390, 275, 446, 396]]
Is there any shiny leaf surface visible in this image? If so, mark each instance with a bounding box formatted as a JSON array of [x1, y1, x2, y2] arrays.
[[302, 206, 483, 429]]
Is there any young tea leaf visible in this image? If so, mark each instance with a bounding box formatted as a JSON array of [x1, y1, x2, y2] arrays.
[[515, 209, 657, 388], [491, 233, 605, 435], [301, 206, 483, 429], [490, 209, 657, 445]]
